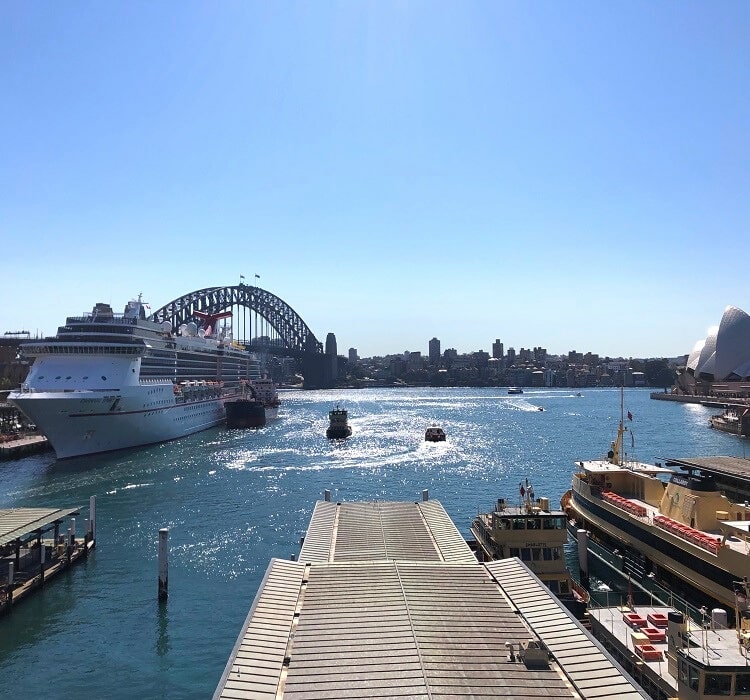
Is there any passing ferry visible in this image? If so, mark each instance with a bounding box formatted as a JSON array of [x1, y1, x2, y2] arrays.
[[8, 296, 261, 458]]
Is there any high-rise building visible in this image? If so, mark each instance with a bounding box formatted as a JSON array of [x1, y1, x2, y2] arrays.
[[325, 333, 338, 383], [492, 339, 504, 359], [428, 337, 441, 365], [348, 348, 358, 364]]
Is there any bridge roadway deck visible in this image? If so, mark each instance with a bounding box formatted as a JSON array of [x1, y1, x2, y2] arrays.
[[214, 499, 648, 700]]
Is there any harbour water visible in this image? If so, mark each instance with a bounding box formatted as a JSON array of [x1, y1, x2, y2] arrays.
[[0, 387, 746, 698]]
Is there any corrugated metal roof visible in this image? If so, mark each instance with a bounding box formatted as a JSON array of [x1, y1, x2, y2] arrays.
[[298, 499, 476, 564], [216, 502, 650, 699], [0, 507, 80, 547], [487, 558, 648, 700], [217, 560, 580, 699], [214, 558, 305, 700]]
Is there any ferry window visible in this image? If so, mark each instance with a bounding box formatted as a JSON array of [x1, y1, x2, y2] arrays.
[[705, 673, 731, 696], [532, 548, 541, 561], [688, 665, 699, 692], [543, 518, 555, 529], [736, 673, 750, 695], [559, 581, 569, 594], [510, 548, 520, 558], [528, 519, 541, 530], [512, 519, 525, 530], [543, 548, 552, 561], [520, 548, 531, 561], [547, 580, 559, 593], [552, 548, 561, 560], [679, 662, 687, 684]]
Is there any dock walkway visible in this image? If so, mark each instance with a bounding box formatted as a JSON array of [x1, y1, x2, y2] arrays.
[[0, 506, 94, 615], [214, 498, 648, 700]]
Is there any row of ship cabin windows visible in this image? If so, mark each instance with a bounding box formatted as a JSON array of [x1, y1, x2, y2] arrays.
[[509, 546, 563, 562], [495, 516, 566, 530]]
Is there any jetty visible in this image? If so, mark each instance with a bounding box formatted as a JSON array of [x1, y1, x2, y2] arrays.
[[0, 433, 50, 459], [214, 496, 648, 699], [1, 500, 95, 616]]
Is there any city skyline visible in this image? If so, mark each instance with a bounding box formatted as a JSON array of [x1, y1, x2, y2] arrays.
[[3, 3, 748, 359]]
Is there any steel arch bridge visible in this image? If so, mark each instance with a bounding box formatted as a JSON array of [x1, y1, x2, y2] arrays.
[[149, 285, 323, 358]]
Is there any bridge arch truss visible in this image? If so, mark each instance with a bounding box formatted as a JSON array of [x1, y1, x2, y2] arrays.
[[149, 285, 323, 357]]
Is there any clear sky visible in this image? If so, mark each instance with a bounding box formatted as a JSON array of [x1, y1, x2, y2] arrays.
[[2, 2, 748, 360]]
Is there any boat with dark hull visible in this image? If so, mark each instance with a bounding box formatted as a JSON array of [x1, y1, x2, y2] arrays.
[[710, 406, 750, 437], [225, 378, 281, 429], [562, 391, 750, 614], [326, 406, 351, 439], [424, 426, 446, 442]]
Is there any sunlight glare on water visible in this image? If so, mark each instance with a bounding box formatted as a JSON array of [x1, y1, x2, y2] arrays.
[[0, 387, 747, 698]]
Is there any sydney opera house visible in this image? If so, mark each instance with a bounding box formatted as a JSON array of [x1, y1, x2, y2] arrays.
[[676, 305, 750, 397]]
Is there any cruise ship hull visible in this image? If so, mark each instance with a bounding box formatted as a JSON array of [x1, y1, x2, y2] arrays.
[[10, 387, 226, 459]]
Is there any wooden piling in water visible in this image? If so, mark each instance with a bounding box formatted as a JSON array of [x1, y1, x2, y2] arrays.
[[158, 528, 169, 601]]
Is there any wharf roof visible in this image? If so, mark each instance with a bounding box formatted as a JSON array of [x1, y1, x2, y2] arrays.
[[214, 499, 647, 700], [298, 499, 478, 563], [664, 456, 750, 482], [0, 506, 80, 547]]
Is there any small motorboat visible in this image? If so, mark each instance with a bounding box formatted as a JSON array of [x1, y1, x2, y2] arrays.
[[425, 426, 446, 442], [507, 387, 523, 395]]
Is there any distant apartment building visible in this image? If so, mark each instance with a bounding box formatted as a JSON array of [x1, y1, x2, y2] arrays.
[[348, 348, 358, 364], [568, 350, 583, 364], [506, 347, 516, 366], [518, 348, 532, 363], [492, 339, 503, 359], [408, 352, 423, 371], [428, 337, 441, 365], [533, 347, 547, 364]]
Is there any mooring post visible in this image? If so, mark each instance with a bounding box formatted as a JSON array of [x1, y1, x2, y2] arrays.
[[422, 489, 429, 502], [6, 562, 13, 608], [158, 528, 169, 601], [40, 540, 46, 583], [70, 517, 76, 546], [89, 495, 96, 542], [324, 489, 331, 502]]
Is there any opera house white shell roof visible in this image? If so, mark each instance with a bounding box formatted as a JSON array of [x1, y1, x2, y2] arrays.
[[689, 305, 750, 381]]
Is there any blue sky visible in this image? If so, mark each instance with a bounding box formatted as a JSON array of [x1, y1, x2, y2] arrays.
[[2, 2, 748, 359]]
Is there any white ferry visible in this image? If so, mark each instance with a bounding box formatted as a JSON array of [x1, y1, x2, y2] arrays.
[[8, 296, 261, 459]]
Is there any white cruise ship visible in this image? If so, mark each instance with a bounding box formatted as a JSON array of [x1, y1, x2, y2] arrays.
[[8, 296, 261, 459]]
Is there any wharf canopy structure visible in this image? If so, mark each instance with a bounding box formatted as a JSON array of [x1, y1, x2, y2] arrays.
[[675, 305, 750, 398]]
